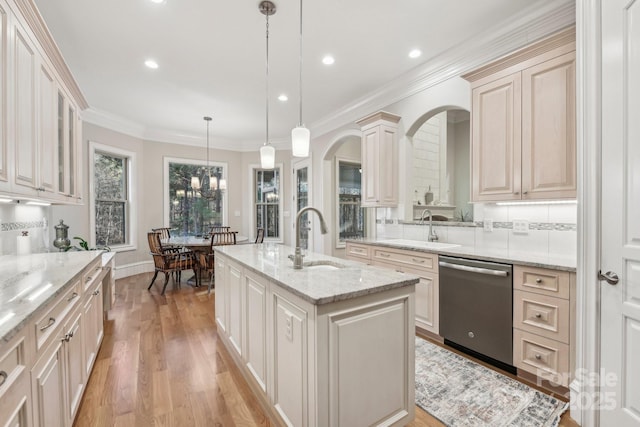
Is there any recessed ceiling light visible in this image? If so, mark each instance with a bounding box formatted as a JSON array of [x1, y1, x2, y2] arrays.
[[278, 94, 288, 102], [145, 59, 159, 69], [149, 0, 166, 3], [322, 55, 335, 65], [409, 49, 422, 59]]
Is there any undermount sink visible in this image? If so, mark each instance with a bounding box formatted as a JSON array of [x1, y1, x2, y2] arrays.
[[376, 239, 461, 250], [302, 261, 346, 271]]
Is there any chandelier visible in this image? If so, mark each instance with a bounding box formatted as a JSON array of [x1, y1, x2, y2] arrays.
[[191, 116, 226, 199]]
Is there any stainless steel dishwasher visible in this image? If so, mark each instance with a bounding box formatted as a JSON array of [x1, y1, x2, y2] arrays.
[[439, 256, 514, 372]]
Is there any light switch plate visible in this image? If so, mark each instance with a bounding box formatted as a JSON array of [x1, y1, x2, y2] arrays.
[[513, 219, 529, 234], [484, 219, 493, 232]]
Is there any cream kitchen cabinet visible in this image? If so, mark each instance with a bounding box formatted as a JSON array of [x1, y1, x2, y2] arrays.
[[356, 111, 401, 207], [463, 27, 576, 202], [345, 241, 440, 336], [0, 328, 33, 427], [0, 0, 86, 204]]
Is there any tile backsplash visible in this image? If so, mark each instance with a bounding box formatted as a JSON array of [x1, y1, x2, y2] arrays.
[[0, 204, 52, 255], [376, 202, 577, 258]]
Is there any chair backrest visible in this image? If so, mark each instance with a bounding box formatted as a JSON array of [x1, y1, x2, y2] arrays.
[[211, 231, 237, 246], [255, 228, 265, 243], [147, 231, 166, 269], [152, 227, 171, 240], [209, 225, 230, 235]]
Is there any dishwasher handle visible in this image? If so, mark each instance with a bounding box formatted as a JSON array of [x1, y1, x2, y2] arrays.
[[439, 261, 509, 277]]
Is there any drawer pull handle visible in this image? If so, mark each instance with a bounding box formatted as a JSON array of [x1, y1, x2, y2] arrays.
[[40, 317, 56, 331], [412, 258, 425, 264], [535, 354, 542, 360], [93, 289, 100, 296], [62, 331, 74, 342], [67, 292, 79, 302], [535, 278, 542, 284], [380, 253, 390, 257], [395, 270, 404, 273], [535, 313, 542, 319], [86, 276, 93, 282], [0, 370, 7, 387]]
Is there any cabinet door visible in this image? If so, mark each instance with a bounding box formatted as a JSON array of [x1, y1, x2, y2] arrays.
[[226, 261, 243, 355], [272, 292, 308, 427], [32, 340, 65, 427], [244, 272, 267, 392], [472, 73, 522, 201], [0, 3, 8, 191], [361, 126, 380, 205], [13, 21, 37, 192], [38, 63, 57, 195], [378, 124, 398, 205], [214, 255, 227, 333], [521, 52, 576, 199], [82, 284, 103, 378], [415, 274, 438, 335], [63, 311, 84, 424]]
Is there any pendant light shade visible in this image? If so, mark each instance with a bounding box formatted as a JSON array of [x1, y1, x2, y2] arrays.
[[292, 125, 310, 157], [291, 0, 310, 157], [260, 144, 275, 169], [191, 176, 201, 190]]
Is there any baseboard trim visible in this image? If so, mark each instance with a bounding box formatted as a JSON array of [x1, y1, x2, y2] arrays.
[[114, 261, 154, 280]]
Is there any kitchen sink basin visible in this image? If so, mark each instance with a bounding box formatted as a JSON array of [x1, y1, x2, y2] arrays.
[[376, 239, 461, 250], [302, 261, 346, 271]]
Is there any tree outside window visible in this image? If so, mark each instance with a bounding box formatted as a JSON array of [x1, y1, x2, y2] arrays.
[[94, 152, 127, 246], [255, 169, 280, 239], [168, 161, 225, 236]]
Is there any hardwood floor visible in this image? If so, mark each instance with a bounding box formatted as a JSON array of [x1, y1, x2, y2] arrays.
[[75, 273, 578, 426]]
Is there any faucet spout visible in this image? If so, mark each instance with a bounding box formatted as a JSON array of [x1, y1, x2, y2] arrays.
[[292, 207, 329, 269], [419, 209, 439, 242]]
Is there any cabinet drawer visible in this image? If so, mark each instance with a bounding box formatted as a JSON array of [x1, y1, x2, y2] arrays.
[[513, 265, 570, 299], [0, 337, 26, 397], [345, 243, 371, 262], [372, 247, 436, 273], [83, 258, 106, 292], [514, 290, 569, 343], [34, 280, 81, 351], [513, 329, 569, 387]]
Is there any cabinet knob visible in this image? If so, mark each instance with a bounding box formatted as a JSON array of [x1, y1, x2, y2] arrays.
[[535, 313, 542, 319], [535, 278, 542, 284], [535, 354, 542, 360], [514, 191, 520, 195], [523, 191, 528, 195]]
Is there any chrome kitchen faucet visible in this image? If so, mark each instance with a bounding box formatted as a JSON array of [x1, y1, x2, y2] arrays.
[[289, 207, 329, 269], [419, 209, 439, 242]]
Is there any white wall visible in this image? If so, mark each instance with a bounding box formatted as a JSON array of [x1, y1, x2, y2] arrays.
[[0, 204, 50, 255]]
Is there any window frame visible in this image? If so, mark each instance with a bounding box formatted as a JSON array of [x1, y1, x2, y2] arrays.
[[89, 141, 137, 252], [249, 163, 284, 243], [335, 157, 365, 249], [163, 156, 228, 235]]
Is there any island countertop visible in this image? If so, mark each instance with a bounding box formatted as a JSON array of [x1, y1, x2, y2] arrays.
[[0, 251, 103, 343], [214, 243, 419, 305]]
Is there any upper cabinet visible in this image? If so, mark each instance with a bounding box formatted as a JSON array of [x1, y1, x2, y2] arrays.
[[356, 111, 401, 207], [463, 27, 576, 202], [1, 0, 87, 204]]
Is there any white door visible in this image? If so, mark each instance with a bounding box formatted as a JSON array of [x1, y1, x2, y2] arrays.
[[600, 0, 640, 425], [292, 158, 312, 251]]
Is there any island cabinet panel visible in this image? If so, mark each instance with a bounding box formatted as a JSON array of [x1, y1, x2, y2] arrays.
[[214, 255, 227, 333], [226, 259, 243, 356], [243, 271, 267, 392], [272, 292, 308, 427], [324, 296, 412, 427]]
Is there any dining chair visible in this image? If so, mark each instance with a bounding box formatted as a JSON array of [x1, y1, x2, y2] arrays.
[[152, 227, 172, 240], [209, 225, 230, 235], [254, 227, 265, 243], [147, 231, 200, 295], [200, 231, 237, 294]]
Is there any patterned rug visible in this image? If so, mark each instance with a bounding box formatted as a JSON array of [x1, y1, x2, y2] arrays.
[[415, 337, 568, 427]]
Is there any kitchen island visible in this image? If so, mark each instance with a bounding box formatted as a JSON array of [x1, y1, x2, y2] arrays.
[[213, 243, 419, 427]]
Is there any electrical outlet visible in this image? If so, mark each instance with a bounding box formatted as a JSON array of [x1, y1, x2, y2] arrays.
[[513, 219, 529, 234], [285, 311, 293, 341], [483, 219, 493, 232]]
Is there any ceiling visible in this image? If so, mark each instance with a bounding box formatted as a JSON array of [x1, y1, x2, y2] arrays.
[[33, 0, 571, 150]]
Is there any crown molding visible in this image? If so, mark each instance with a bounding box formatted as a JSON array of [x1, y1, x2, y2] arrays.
[[309, 0, 576, 139], [81, 108, 147, 139], [13, 0, 89, 109]]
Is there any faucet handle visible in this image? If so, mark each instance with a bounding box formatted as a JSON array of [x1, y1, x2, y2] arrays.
[[288, 254, 294, 261]]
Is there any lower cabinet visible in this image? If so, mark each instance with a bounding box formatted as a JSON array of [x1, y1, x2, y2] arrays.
[[31, 327, 66, 427], [215, 252, 415, 427], [0, 332, 32, 427]]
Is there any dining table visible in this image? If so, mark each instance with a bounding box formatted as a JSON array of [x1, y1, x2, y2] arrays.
[[163, 234, 249, 286]]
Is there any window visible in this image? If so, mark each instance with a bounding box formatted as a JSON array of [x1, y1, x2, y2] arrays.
[[254, 167, 281, 241], [90, 142, 137, 251], [164, 157, 227, 236], [336, 159, 365, 247]]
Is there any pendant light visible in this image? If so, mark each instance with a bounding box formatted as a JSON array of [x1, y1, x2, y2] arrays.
[[260, 1, 276, 169], [291, 0, 310, 157], [192, 116, 220, 199]]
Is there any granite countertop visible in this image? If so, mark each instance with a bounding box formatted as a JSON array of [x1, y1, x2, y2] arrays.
[[214, 244, 419, 305], [349, 238, 576, 272], [0, 251, 103, 343]]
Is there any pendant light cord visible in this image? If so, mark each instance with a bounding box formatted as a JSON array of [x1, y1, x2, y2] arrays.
[[298, 0, 303, 127]]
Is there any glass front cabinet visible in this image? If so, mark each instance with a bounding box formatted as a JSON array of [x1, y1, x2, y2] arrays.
[[56, 89, 82, 203]]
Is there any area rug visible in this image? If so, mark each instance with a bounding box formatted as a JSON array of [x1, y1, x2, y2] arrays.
[[415, 337, 568, 427]]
